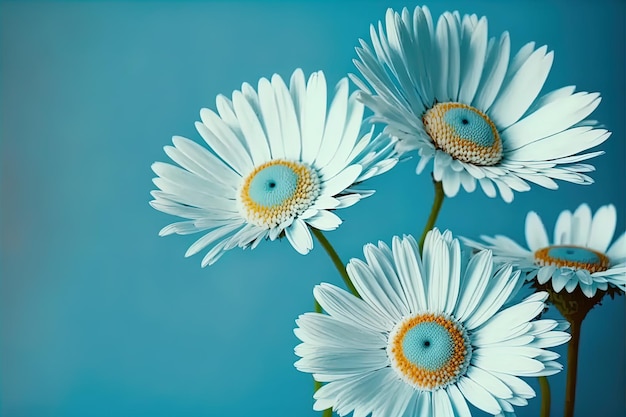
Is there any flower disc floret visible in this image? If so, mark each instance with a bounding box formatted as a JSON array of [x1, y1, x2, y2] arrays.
[[534, 245, 610, 273], [423, 102, 502, 165], [238, 160, 321, 228], [388, 312, 471, 391]]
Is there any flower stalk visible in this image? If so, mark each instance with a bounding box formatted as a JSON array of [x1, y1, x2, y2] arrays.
[[311, 229, 354, 417], [313, 379, 333, 417], [563, 318, 581, 417], [539, 376, 551, 417], [418, 179, 445, 254], [543, 286, 608, 417], [311, 228, 359, 297]]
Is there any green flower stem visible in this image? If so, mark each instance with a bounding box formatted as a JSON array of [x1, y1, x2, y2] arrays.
[[418, 179, 445, 254], [313, 379, 322, 392], [539, 376, 551, 417], [313, 379, 333, 417], [311, 228, 359, 297], [313, 301, 332, 416], [564, 318, 582, 417], [310, 230, 353, 417]]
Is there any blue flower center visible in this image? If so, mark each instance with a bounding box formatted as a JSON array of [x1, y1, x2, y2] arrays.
[[402, 322, 453, 371], [547, 246, 600, 264], [422, 102, 502, 166], [248, 164, 299, 207], [443, 107, 495, 147], [239, 160, 321, 229], [388, 313, 471, 391], [534, 245, 610, 273]]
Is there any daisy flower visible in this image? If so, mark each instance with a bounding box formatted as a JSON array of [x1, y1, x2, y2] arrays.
[[351, 6, 610, 202], [150, 69, 397, 266], [294, 229, 570, 417], [462, 203, 626, 298]]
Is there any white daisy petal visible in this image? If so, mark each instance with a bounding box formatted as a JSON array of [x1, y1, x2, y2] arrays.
[[425, 231, 451, 312], [472, 351, 544, 376], [442, 12, 462, 101], [271, 73, 302, 160], [457, 376, 502, 415], [525, 211, 549, 251], [457, 17, 488, 105], [571, 203, 593, 246], [306, 210, 342, 231], [447, 384, 472, 417], [432, 387, 455, 417], [322, 88, 362, 163], [348, 259, 404, 322], [294, 313, 387, 349], [285, 218, 313, 254], [478, 177, 497, 198], [322, 165, 363, 197], [300, 71, 328, 162], [507, 127, 610, 161], [473, 32, 510, 111], [491, 371, 535, 399], [444, 238, 462, 314], [314, 283, 394, 332], [553, 209, 572, 245], [455, 249, 493, 322], [502, 92, 601, 151], [363, 243, 411, 316], [258, 77, 286, 159], [392, 235, 428, 312], [164, 140, 236, 190], [185, 222, 245, 258], [607, 232, 626, 260], [587, 204, 616, 252], [464, 267, 521, 330], [194, 118, 253, 176], [232, 90, 271, 165], [467, 365, 513, 399], [151, 70, 397, 266], [288, 68, 306, 122]]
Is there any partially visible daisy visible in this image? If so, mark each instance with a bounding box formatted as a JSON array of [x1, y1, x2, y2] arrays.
[[351, 6, 610, 202], [462, 203, 626, 298], [294, 229, 570, 417], [150, 69, 398, 266]]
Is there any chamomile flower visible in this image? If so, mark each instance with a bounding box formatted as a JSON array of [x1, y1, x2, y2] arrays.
[[294, 229, 570, 417], [351, 6, 609, 202], [150, 69, 397, 266], [463, 203, 626, 298]]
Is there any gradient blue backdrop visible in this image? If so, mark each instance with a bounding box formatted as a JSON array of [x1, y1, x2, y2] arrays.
[[1, 1, 624, 416]]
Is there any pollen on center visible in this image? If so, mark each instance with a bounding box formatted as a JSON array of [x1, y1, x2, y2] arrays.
[[238, 159, 321, 229], [423, 102, 502, 166], [534, 245, 610, 273], [387, 312, 471, 391]]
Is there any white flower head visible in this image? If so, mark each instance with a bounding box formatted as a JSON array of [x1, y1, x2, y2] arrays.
[[150, 69, 398, 266], [463, 203, 626, 298], [351, 6, 610, 202], [295, 229, 570, 417]]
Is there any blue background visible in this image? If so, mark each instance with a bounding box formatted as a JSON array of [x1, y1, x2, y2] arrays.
[[1, 1, 624, 416]]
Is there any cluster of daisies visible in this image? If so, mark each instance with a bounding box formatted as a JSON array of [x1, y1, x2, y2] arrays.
[[150, 5, 624, 417]]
